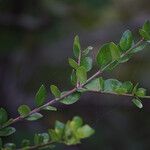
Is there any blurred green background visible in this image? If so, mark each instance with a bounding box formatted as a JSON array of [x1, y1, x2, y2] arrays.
[[0, 0, 150, 149]]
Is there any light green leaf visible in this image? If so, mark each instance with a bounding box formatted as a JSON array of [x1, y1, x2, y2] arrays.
[[81, 57, 93, 71], [119, 30, 133, 51], [26, 113, 43, 121], [132, 98, 143, 109], [35, 84, 47, 107], [132, 83, 139, 95], [55, 121, 65, 139], [50, 85, 61, 98], [76, 66, 87, 84], [0, 127, 16, 137], [73, 35, 81, 58], [43, 106, 57, 111], [70, 116, 83, 131], [85, 78, 101, 92], [82, 46, 93, 56], [104, 79, 122, 92], [0, 108, 8, 125], [131, 44, 146, 53], [60, 92, 81, 105], [135, 88, 146, 97], [18, 105, 31, 117], [77, 125, 95, 139], [68, 58, 78, 70]]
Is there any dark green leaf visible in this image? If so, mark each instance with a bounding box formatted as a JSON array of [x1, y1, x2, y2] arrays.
[[139, 29, 150, 40], [76, 66, 87, 84], [119, 30, 133, 51], [122, 81, 133, 93], [50, 85, 61, 98], [21, 139, 30, 147], [96, 43, 121, 70], [73, 35, 81, 58], [68, 58, 78, 70], [35, 84, 47, 107], [70, 70, 77, 86], [18, 105, 31, 117], [132, 98, 143, 109], [60, 92, 80, 105], [0, 108, 8, 125], [26, 113, 43, 121], [0, 127, 16, 137], [81, 57, 93, 71]]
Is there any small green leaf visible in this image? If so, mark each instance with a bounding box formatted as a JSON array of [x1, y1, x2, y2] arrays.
[[49, 129, 59, 142], [70, 116, 83, 130], [0, 108, 8, 125], [85, 78, 101, 92], [136, 88, 146, 97], [132, 83, 139, 95], [35, 84, 47, 107], [73, 35, 81, 58], [21, 139, 30, 147], [119, 30, 133, 51], [122, 81, 133, 93], [81, 57, 93, 71], [50, 85, 61, 98], [60, 92, 81, 105], [26, 113, 43, 121], [4, 143, 16, 150], [104, 79, 122, 92], [68, 58, 79, 70], [131, 44, 146, 53], [70, 70, 77, 86], [77, 125, 95, 139], [109, 42, 121, 60], [76, 66, 87, 84], [0, 127, 16, 137], [55, 121, 65, 140], [82, 46, 93, 56], [34, 134, 43, 145], [139, 29, 150, 40], [43, 106, 57, 111], [18, 105, 31, 117], [132, 98, 143, 109]]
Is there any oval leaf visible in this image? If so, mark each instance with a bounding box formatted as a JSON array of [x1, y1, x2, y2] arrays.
[[35, 84, 47, 107], [76, 66, 87, 84], [18, 105, 31, 117], [60, 92, 80, 105]]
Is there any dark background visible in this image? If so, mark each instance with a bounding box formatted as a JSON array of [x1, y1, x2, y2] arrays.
[[0, 0, 150, 150]]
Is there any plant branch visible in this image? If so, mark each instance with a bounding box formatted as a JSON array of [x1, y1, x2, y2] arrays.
[[0, 38, 146, 130], [88, 90, 150, 99]]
